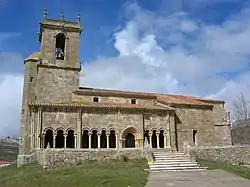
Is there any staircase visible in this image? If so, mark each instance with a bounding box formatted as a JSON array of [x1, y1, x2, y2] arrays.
[[148, 151, 207, 172]]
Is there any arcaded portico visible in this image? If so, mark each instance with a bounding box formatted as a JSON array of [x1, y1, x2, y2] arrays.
[[42, 126, 170, 149]]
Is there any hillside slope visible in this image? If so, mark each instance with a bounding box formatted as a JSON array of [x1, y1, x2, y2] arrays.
[[0, 141, 19, 162]]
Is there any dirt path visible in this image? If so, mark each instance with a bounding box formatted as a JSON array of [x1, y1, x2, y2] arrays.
[[145, 169, 250, 187]]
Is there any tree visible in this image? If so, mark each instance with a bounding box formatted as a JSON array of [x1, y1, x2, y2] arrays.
[[232, 93, 250, 145], [232, 93, 250, 126]]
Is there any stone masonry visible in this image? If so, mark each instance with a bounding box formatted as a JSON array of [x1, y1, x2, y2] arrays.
[[17, 10, 232, 167]]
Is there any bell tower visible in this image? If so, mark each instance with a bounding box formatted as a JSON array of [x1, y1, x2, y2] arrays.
[[36, 9, 83, 103]]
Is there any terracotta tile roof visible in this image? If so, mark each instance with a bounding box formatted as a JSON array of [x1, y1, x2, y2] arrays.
[[0, 161, 16, 165], [190, 97, 225, 104], [76, 87, 219, 107], [29, 101, 174, 111], [156, 94, 213, 107]]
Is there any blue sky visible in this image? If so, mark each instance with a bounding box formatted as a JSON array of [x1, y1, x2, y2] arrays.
[[1, 0, 250, 136]]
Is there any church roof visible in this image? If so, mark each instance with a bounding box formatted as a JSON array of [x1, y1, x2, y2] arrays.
[[75, 87, 220, 108], [29, 101, 174, 111], [24, 52, 41, 63]]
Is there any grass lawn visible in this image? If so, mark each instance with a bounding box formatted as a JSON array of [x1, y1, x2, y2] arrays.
[[198, 159, 250, 180], [0, 159, 149, 187]]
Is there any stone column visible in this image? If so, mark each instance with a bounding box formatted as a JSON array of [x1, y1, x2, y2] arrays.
[[148, 132, 152, 148], [115, 134, 118, 149], [74, 133, 77, 148], [156, 132, 160, 148], [88, 133, 91, 149], [77, 109, 82, 148], [64, 133, 67, 148], [37, 108, 42, 148], [30, 110, 35, 149], [106, 133, 110, 148], [98, 133, 101, 149], [41, 132, 45, 149], [163, 133, 167, 148], [53, 133, 56, 148]]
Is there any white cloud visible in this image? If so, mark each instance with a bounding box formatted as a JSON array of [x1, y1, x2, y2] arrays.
[[82, 2, 250, 110], [0, 75, 23, 137]]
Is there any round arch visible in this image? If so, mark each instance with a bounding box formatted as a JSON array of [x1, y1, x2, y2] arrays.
[[90, 127, 99, 133], [120, 126, 140, 139], [99, 128, 107, 134], [82, 127, 90, 133], [54, 31, 69, 39], [150, 127, 158, 133], [65, 127, 75, 133], [120, 127, 141, 148], [43, 127, 54, 133], [55, 127, 65, 133]]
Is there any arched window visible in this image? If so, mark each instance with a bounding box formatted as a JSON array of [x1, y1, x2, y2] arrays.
[[55, 33, 66, 60]]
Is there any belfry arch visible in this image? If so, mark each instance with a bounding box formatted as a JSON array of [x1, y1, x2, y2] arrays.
[[55, 32, 66, 60]]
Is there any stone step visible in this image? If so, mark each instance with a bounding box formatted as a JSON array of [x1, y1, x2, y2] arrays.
[[154, 153, 187, 156], [154, 159, 192, 162], [147, 167, 208, 172], [154, 157, 189, 160], [152, 161, 198, 165], [149, 163, 199, 168], [153, 152, 185, 155]]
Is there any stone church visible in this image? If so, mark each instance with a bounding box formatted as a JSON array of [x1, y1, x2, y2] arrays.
[[17, 10, 232, 165]]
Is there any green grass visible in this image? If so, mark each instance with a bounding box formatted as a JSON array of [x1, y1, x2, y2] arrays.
[[198, 159, 250, 179], [0, 159, 149, 187]]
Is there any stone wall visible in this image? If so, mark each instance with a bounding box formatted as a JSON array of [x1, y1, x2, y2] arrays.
[[72, 94, 154, 105], [39, 148, 148, 169], [42, 109, 78, 131], [175, 107, 216, 148], [190, 145, 250, 165], [36, 67, 79, 103]]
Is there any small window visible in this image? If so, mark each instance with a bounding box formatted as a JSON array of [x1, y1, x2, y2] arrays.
[[30, 77, 34, 82], [93, 97, 99, 103], [193, 130, 197, 144], [131, 99, 136, 104]]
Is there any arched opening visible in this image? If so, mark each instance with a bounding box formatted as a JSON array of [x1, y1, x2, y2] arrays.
[[109, 130, 116, 148], [44, 129, 53, 148], [159, 130, 164, 148], [151, 130, 157, 148], [121, 127, 140, 148], [66, 130, 75, 148], [100, 130, 107, 148], [55, 33, 66, 60], [91, 130, 98, 148], [144, 130, 150, 145], [81, 130, 89, 148], [55, 130, 64, 148], [125, 133, 135, 148]]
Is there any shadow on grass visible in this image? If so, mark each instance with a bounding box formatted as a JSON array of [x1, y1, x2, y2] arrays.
[[198, 159, 250, 180], [0, 159, 149, 187]]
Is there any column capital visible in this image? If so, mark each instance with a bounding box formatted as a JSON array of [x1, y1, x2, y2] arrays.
[[148, 132, 153, 136], [88, 132, 92, 136]]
